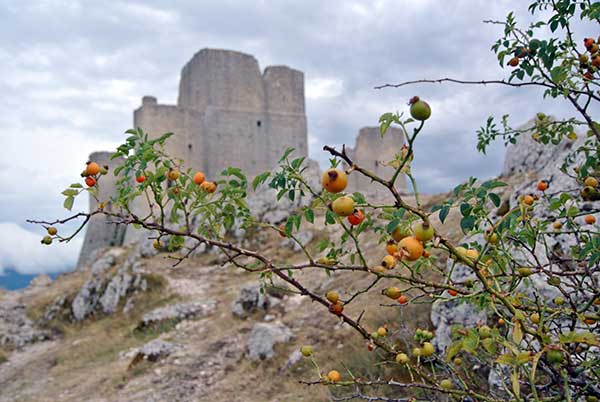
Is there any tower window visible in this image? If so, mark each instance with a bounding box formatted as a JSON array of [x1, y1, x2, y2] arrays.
[[256, 120, 262, 127], [188, 144, 192, 150]]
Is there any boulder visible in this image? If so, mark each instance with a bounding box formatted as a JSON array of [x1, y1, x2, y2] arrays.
[[71, 249, 148, 321], [0, 297, 50, 348], [138, 301, 216, 330], [231, 285, 270, 319], [246, 322, 292, 361], [126, 339, 181, 367]]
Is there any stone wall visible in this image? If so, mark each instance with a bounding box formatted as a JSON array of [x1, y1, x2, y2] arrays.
[[77, 152, 127, 268], [177, 49, 266, 112], [345, 126, 407, 195], [134, 48, 307, 178]]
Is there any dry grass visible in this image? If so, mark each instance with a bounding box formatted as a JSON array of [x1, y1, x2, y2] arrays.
[[24, 271, 88, 323], [0, 347, 8, 364], [51, 274, 174, 371]]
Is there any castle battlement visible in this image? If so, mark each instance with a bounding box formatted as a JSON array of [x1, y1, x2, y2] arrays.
[[135, 48, 307, 179]]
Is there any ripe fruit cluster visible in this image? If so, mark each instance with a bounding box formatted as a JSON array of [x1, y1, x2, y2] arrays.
[[507, 40, 540, 68], [81, 161, 108, 187], [380, 220, 433, 270], [581, 37, 600, 80]]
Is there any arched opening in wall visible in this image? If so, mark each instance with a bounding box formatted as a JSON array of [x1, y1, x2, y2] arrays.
[[256, 120, 261, 127], [188, 144, 192, 150]]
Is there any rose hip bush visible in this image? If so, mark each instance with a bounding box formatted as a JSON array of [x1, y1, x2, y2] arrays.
[[32, 1, 600, 400]]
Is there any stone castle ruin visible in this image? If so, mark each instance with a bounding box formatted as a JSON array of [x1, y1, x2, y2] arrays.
[[344, 126, 406, 196], [135, 48, 307, 179], [77, 48, 405, 267]]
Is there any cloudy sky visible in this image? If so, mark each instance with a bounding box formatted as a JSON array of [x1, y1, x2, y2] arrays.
[[0, 0, 591, 276]]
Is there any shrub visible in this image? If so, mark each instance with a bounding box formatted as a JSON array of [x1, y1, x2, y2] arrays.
[[31, 1, 600, 400]]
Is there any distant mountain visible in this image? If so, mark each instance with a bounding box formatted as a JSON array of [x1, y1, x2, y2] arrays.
[[0, 268, 59, 291]]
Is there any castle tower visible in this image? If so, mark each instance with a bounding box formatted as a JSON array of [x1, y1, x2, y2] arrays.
[[134, 48, 307, 179], [122, 49, 308, 245], [77, 151, 127, 268], [263, 65, 307, 164], [345, 127, 407, 196]]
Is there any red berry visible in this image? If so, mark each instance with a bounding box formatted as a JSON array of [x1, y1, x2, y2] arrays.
[[85, 176, 96, 187], [329, 302, 344, 315], [136, 175, 146, 183], [347, 209, 364, 226]]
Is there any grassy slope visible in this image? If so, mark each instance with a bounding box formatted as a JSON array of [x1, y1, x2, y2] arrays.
[[0, 184, 513, 402]]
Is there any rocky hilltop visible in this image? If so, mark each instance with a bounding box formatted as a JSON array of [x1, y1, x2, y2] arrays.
[[2, 122, 592, 401]]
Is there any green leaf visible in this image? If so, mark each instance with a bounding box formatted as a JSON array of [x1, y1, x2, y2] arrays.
[[460, 216, 476, 234], [70, 183, 83, 188], [489, 193, 501, 207], [463, 329, 479, 353], [285, 217, 294, 236], [512, 321, 523, 344], [352, 192, 366, 205], [516, 351, 531, 365], [496, 353, 514, 366], [460, 203, 471, 216], [439, 206, 450, 223], [61, 189, 79, 196], [559, 331, 599, 346], [386, 219, 400, 233], [279, 147, 295, 163], [63, 196, 74, 211], [325, 210, 336, 225], [511, 369, 520, 399], [317, 239, 329, 252], [304, 208, 314, 224], [482, 180, 507, 189], [445, 341, 463, 362], [291, 157, 305, 170], [482, 338, 497, 354]]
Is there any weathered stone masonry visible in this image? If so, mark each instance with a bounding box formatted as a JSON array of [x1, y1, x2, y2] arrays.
[[78, 49, 308, 267], [134, 48, 307, 179]]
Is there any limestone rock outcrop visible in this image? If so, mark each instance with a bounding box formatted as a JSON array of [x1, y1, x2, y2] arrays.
[[431, 125, 600, 352], [231, 285, 270, 319], [246, 322, 292, 361], [65, 249, 150, 321], [137, 301, 216, 330], [0, 295, 50, 349]]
